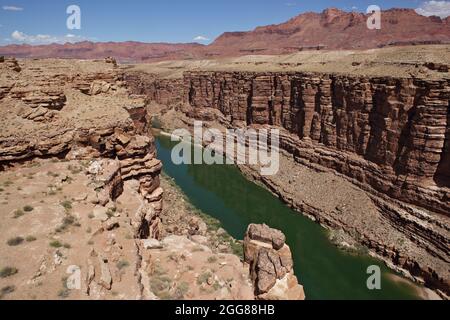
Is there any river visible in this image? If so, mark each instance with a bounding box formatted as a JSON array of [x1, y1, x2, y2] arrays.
[[155, 134, 423, 300]]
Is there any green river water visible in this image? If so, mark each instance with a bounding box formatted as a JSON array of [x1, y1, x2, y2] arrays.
[[156, 134, 422, 300]]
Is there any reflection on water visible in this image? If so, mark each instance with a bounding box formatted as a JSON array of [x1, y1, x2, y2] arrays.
[[156, 134, 421, 300]]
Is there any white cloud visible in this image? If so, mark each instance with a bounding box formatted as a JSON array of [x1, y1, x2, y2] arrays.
[[3, 5, 23, 11], [11, 30, 90, 44], [415, 1, 450, 18], [193, 35, 210, 42]]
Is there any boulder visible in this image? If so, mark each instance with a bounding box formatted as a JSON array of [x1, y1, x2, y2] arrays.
[[93, 206, 109, 222], [246, 224, 286, 250], [142, 239, 163, 250], [244, 224, 305, 300]]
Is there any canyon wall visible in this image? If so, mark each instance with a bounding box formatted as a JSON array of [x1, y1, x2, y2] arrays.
[[126, 69, 450, 295], [180, 71, 450, 216], [0, 58, 163, 240]]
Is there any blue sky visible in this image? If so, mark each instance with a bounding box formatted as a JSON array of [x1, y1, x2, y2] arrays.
[[0, 0, 448, 45]]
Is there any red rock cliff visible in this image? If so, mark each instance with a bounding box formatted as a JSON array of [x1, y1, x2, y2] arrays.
[[182, 71, 450, 216]]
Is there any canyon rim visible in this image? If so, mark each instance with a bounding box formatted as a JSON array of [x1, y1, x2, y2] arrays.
[[0, 2, 449, 306]]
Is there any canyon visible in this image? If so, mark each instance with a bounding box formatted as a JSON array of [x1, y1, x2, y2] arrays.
[[0, 8, 449, 62], [0, 56, 305, 300], [0, 45, 448, 300], [124, 45, 450, 298]]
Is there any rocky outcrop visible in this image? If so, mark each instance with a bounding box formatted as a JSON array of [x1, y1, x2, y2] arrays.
[[1, 57, 21, 72], [0, 58, 163, 240], [244, 224, 305, 300], [124, 72, 184, 106], [182, 71, 450, 216]]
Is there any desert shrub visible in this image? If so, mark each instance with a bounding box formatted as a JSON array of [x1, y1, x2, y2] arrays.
[[61, 200, 72, 211], [67, 165, 82, 175], [62, 215, 76, 226], [207, 256, 218, 264], [0, 267, 18, 278], [116, 260, 130, 270], [13, 210, 25, 219], [26, 236, 37, 242], [56, 214, 78, 233], [23, 205, 34, 212], [186, 265, 194, 272], [49, 240, 63, 248], [58, 287, 70, 299], [197, 271, 212, 285], [173, 282, 190, 300], [230, 241, 244, 260], [0, 286, 15, 299], [7, 237, 24, 246], [149, 275, 172, 299], [213, 281, 221, 291], [192, 246, 205, 252], [152, 262, 167, 277]]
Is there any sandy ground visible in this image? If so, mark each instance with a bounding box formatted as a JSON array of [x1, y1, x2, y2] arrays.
[[0, 158, 143, 300]]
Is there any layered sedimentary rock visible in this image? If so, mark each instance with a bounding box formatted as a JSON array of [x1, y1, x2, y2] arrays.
[[0, 58, 163, 239], [124, 72, 184, 106], [124, 52, 450, 295], [131, 69, 449, 214], [181, 71, 450, 216], [244, 224, 305, 300]]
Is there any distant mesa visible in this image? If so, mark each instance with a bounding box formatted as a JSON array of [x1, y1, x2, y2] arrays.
[[0, 7, 449, 62]]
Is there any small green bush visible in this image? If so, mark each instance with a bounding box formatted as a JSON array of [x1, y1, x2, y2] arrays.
[[116, 260, 130, 270], [0, 267, 18, 278], [0, 285, 15, 299], [150, 275, 172, 299], [207, 256, 218, 264], [197, 272, 212, 285], [7, 237, 24, 246], [49, 240, 63, 248], [13, 210, 25, 219], [23, 205, 34, 212], [61, 201, 72, 211], [173, 282, 190, 300]]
